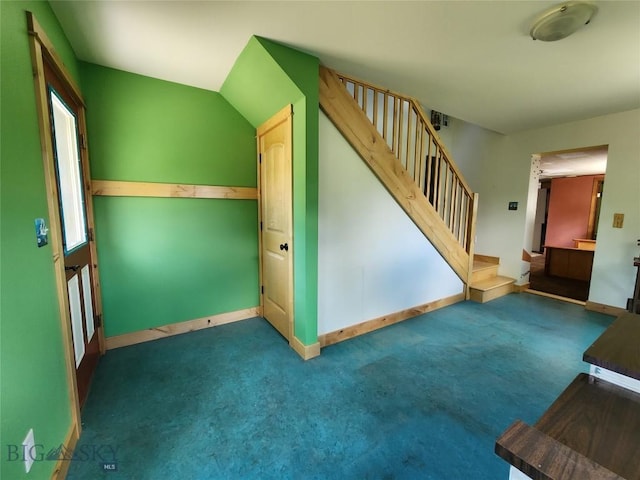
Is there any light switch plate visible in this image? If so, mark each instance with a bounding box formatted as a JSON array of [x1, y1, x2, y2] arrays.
[[613, 213, 624, 228]]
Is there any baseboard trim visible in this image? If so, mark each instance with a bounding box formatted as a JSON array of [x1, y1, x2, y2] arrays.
[[290, 336, 321, 360], [514, 283, 530, 293], [585, 301, 627, 317], [50, 422, 79, 480], [525, 289, 585, 305], [105, 306, 262, 350], [318, 292, 465, 348]]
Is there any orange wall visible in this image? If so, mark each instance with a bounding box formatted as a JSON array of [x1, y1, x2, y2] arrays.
[[545, 175, 599, 248]]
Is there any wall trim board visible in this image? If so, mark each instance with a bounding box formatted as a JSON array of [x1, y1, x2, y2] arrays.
[[290, 336, 321, 360], [514, 283, 531, 293], [318, 293, 465, 348], [585, 301, 627, 317], [50, 422, 79, 480], [105, 306, 261, 350], [91, 180, 258, 200]]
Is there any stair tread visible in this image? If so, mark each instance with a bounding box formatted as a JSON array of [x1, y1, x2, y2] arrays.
[[472, 260, 499, 272], [470, 276, 515, 291]]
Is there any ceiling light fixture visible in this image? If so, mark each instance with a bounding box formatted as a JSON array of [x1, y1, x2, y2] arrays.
[[530, 1, 597, 41]]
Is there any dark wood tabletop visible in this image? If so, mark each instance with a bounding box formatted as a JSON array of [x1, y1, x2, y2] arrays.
[[497, 373, 640, 480], [583, 312, 640, 380]]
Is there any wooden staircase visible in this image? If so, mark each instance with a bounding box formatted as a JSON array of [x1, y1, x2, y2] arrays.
[[469, 255, 515, 303], [319, 66, 478, 287], [496, 312, 640, 479]]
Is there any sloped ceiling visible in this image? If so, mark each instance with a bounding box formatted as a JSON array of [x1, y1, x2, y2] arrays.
[[50, 1, 640, 134]]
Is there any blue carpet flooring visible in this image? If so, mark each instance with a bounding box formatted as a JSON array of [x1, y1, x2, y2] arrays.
[[67, 293, 612, 479]]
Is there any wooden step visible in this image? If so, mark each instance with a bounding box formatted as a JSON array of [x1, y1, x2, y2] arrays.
[[496, 373, 640, 479], [472, 259, 499, 283], [469, 276, 515, 303]]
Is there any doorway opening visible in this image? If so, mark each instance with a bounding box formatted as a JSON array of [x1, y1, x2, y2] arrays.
[[526, 145, 608, 302]]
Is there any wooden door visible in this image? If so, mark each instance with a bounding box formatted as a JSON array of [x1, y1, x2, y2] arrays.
[[257, 106, 293, 341], [45, 60, 100, 407]]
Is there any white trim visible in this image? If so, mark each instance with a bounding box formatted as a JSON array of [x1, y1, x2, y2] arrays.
[[589, 365, 640, 394], [509, 466, 532, 480]]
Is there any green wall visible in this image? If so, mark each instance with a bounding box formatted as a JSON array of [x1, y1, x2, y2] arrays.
[[221, 37, 319, 345], [0, 1, 79, 479], [80, 64, 259, 336]]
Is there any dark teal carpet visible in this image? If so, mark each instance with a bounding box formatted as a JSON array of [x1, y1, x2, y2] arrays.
[[67, 293, 611, 479]]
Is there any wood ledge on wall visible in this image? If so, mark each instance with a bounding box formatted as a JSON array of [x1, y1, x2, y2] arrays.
[[105, 307, 262, 350], [91, 180, 257, 200], [318, 292, 465, 348]]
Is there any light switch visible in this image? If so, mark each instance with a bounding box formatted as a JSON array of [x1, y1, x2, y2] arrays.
[[613, 213, 624, 228]]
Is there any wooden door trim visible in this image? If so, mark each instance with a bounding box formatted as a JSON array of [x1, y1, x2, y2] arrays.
[[27, 11, 105, 437], [257, 104, 293, 136], [586, 175, 605, 240], [257, 105, 294, 342]]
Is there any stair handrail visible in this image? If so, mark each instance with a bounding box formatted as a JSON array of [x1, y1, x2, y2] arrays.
[[332, 68, 476, 253]]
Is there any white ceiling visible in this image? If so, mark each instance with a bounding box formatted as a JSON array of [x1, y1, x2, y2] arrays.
[[50, 1, 640, 134]]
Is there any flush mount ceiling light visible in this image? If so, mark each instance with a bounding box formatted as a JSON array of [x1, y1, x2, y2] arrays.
[[530, 1, 597, 41]]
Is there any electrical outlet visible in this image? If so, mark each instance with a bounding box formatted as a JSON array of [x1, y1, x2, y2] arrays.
[[23, 429, 35, 473], [613, 213, 624, 228]]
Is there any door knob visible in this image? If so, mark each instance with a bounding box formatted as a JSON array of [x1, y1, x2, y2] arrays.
[[279, 243, 289, 251]]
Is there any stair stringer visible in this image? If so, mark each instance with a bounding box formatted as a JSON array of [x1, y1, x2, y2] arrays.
[[319, 67, 470, 282]]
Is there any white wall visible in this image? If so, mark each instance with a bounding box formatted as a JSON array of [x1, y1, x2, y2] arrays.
[[318, 112, 463, 335], [473, 109, 640, 308]]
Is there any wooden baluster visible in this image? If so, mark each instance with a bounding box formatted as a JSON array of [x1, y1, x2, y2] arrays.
[[449, 175, 458, 232], [453, 185, 461, 244], [464, 196, 471, 249], [405, 104, 412, 170], [433, 146, 441, 213], [363, 86, 368, 117], [397, 99, 404, 162], [442, 164, 450, 223], [425, 134, 433, 203], [392, 97, 399, 157], [382, 93, 389, 142], [458, 188, 465, 246], [462, 192, 469, 247], [373, 90, 379, 133], [416, 121, 425, 189]]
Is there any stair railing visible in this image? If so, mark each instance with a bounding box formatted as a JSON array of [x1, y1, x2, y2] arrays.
[[335, 71, 476, 254]]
